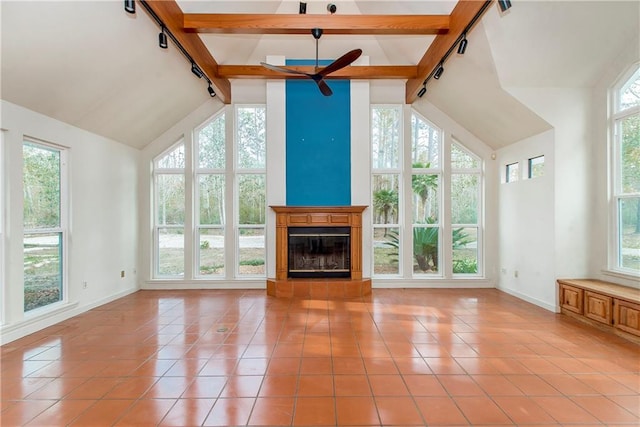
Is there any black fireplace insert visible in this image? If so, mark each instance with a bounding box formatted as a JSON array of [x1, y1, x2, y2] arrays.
[[288, 227, 350, 278]]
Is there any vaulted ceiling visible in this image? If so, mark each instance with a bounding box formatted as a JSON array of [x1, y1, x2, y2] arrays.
[[1, 1, 638, 149]]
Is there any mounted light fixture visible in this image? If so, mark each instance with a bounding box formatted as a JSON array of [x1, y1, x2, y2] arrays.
[[417, 84, 427, 98], [158, 26, 168, 49], [299, 2, 307, 14], [433, 63, 444, 79], [327, 3, 337, 14], [191, 62, 204, 78], [124, 0, 135, 14], [457, 33, 468, 54], [498, 0, 512, 12], [207, 83, 216, 97]]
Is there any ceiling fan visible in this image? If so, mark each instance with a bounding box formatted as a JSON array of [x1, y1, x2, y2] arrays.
[[260, 28, 362, 96]]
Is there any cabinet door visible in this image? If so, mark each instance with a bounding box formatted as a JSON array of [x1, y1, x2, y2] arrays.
[[614, 299, 640, 337], [584, 291, 612, 325], [559, 283, 583, 314]]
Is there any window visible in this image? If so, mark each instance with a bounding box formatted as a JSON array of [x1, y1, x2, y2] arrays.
[[506, 162, 519, 183], [451, 142, 481, 275], [371, 106, 401, 275], [196, 113, 226, 276], [23, 140, 67, 312], [411, 112, 441, 274], [236, 106, 266, 276], [152, 106, 268, 281], [153, 142, 185, 277], [611, 65, 640, 274], [528, 155, 544, 179]]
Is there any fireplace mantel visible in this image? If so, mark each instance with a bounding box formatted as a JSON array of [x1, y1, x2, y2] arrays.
[[268, 206, 371, 298]]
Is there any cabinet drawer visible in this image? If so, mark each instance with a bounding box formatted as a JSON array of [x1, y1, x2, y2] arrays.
[[584, 291, 612, 324], [614, 299, 640, 337], [560, 283, 583, 314]]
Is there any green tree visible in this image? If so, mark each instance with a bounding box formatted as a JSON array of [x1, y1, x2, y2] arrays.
[[373, 188, 398, 230], [411, 162, 437, 221]]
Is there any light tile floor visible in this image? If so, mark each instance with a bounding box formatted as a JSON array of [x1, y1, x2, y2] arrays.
[[1, 288, 639, 426]]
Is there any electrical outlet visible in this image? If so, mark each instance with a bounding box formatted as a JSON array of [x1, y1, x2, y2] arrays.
[[514, 270, 519, 278], [501, 268, 507, 274], [82, 281, 88, 289], [120, 270, 125, 278]]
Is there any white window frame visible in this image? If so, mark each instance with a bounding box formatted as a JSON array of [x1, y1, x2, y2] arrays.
[[409, 111, 443, 277], [234, 105, 267, 278], [371, 105, 404, 277], [23, 138, 69, 314], [450, 140, 483, 277], [152, 140, 186, 279], [609, 63, 640, 276], [194, 111, 227, 279]]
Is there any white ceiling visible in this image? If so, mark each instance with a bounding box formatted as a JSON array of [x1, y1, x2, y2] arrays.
[[1, 1, 638, 150]]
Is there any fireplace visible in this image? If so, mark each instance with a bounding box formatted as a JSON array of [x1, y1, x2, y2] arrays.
[[268, 206, 371, 298], [288, 227, 350, 278]]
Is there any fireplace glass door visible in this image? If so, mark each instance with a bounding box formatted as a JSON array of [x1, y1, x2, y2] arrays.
[[288, 227, 350, 278]]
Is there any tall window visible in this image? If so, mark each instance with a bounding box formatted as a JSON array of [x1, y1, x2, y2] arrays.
[[451, 141, 481, 275], [196, 113, 226, 276], [411, 112, 441, 274], [236, 106, 266, 276], [23, 140, 67, 312], [371, 106, 401, 275], [611, 65, 640, 274], [153, 142, 185, 277]]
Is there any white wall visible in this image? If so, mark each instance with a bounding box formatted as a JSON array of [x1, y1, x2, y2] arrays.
[[1, 100, 140, 344], [497, 130, 556, 310]]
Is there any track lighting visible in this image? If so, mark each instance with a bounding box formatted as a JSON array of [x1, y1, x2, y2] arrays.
[[498, 0, 512, 12], [457, 34, 468, 54], [417, 85, 427, 98], [124, 0, 135, 14], [207, 83, 216, 97], [327, 3, 337, 14], [158, 27, 168, 49], [433, 63, 444, 80], [299, 2, 307, 14], [191, 62, 204, 79]]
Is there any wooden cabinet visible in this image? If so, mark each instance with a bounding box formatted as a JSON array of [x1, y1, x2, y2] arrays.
[[584, 291, 612, 324], [559, 283, 583, 314], [614, 299, 640, 337], [557, 279, 640, 343]]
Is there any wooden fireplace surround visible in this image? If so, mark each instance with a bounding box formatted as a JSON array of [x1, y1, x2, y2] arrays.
[[267, 206, 371, 298]]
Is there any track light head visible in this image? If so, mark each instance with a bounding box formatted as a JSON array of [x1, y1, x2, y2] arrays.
[[191, 62, 204, 79], [299, 2, 307, 14], [498, 0, 512, 12], [457, 35, 468, 54], [208, 84, 216, 97], [124, 0, 135, 14], [417, 86, 427, 98], [327, 3, 337, 14], [433, 63, 444, 80], [159, 27, 168, 49]]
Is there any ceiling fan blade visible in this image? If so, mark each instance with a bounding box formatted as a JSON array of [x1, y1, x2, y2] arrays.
[[318, 49, 363, 77], [316, 79, 333, 96], [260, 62, 311, 77]]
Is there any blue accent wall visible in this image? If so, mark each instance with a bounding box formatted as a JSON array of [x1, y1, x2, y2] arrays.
[[286, 60, 351, 206]]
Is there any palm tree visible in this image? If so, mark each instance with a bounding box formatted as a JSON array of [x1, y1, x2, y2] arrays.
[[411, 162, 437, 221], [373, 189, 398, 232]]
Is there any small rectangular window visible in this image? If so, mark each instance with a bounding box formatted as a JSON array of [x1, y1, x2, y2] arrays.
[[528, 155, 544, 179], [506, 162, 519, 183]]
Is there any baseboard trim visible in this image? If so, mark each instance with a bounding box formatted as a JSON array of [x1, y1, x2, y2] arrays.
[[497, 285, 557, 312]]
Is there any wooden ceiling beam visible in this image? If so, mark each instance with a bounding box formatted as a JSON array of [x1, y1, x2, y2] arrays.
[[142, 0, 232, 104], [405, 0, 492, 104], [184, 14, 449, 35], [218, 65, 417, 80]]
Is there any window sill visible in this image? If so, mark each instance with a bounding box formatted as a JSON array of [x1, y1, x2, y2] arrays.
[[601, 269, 640, 288]]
